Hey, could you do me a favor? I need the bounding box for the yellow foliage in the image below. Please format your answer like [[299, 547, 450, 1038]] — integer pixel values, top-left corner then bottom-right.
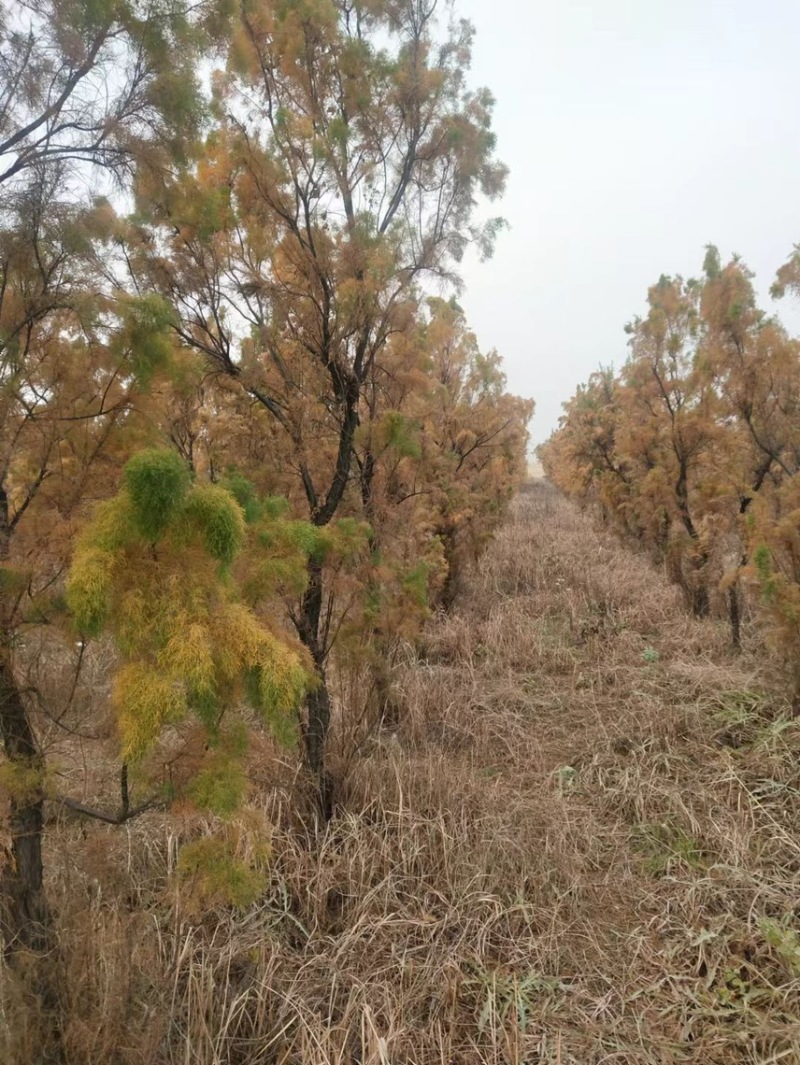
[[158, 620, 217, 697], [113, 663, 188, 760], [68, 450, 313, 770], [209, 600, 309, 735], [66, 545, 116, 636], [83, 494, 137, 553]]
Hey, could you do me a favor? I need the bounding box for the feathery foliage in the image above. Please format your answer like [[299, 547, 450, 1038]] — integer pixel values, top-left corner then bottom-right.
[[68, 448, 311, 763]]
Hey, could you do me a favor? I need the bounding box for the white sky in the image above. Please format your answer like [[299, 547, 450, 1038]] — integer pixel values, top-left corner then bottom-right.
[[455, 0, 800, 445]]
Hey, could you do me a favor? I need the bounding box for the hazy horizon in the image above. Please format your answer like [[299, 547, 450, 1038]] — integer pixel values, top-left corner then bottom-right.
[[454, 0, 800, 445]]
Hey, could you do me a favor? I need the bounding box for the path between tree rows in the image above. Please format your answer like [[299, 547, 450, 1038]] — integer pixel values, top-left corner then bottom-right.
[[357, 478, 800, 1063]]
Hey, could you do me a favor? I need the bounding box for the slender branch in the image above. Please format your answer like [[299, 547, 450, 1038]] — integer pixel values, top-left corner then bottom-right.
[[53, 793, 160, 826]]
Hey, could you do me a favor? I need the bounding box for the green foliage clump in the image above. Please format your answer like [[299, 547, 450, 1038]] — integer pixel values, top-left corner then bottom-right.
[[220, 472, 264, 523], [187, 751, 249, 818], [124, 448, 191, 541], [182, 482, 245, 564], [234, 483, 371, 604], [261, 495, 291, 520], [374, 411, 422, 459], [67, 448, 312, 766], [322, 517, 372, 561], [116, 293, 178, 385], [177, 836, 267, 913]]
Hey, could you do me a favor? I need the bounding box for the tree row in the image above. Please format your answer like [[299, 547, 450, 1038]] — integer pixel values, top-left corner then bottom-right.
[[0, 0, 530, 1012], [540, 245, 800, 695]]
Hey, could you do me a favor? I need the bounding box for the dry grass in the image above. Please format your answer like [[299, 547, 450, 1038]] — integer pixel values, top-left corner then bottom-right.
[[4, 481, 800, 1063]]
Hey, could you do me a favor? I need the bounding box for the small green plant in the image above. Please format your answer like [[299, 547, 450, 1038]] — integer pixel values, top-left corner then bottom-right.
[[759, 916, 800, 978], [553, 764, 577, 797], [633, 822, 706, 876], [712, 967, 770, 1010], [713, 689, 766, 725], [642, 646, 659, 663], [465, 964, 568, 1038]]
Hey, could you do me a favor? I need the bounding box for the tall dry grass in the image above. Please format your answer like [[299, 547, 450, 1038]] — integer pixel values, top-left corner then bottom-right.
[[3, 481, 800, 1063]]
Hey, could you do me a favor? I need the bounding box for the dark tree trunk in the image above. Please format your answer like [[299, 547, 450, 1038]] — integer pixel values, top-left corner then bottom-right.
[[0, 482, 49, 956], [674, 461, 710, 618], [0, 652, 63, 1062], [288, 371, 362, 814], [0, 655, 48, 955], [304, 683, 333, 819], [690, 584, 709, 618], [438, 524, 461, 613], [0, 492, 62, 1061], [296, 557, 333, 816], [727, 579, 742, 651]]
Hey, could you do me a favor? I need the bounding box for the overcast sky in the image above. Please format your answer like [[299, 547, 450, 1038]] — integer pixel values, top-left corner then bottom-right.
[[454, 0, 800, 445]]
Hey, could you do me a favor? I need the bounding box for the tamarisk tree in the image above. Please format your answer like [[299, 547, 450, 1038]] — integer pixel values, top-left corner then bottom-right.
[[130, 0, 508, 797], [415, 297, 532, 609], [0, 0, 212, 959], [743, 248, 800, 699]]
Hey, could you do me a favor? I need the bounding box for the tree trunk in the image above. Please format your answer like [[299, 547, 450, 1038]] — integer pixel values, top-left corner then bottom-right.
[[0, 654, 49, 956], [0, 490, 62, 1061], [296, 557, 333, 816], [439, 524, 461, 612], [692, 544, 710, 618], [0, 652, 63, 1062], [0, 481, 49, 956], [689, 578, 710, 619], [727, 579, 742, 651]]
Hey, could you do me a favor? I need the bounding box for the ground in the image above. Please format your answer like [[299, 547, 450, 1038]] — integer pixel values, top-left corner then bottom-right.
[[5, 481, 800, 1064]]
